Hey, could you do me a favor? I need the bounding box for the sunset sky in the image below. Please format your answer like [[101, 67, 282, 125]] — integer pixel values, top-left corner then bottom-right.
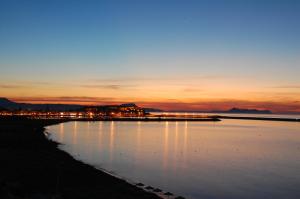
[[0, 0, 299, 113]]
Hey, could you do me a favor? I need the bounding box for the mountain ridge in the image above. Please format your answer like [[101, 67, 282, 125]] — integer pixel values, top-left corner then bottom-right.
[[0, 97, 82, 111], [0, 98, 279, 114]]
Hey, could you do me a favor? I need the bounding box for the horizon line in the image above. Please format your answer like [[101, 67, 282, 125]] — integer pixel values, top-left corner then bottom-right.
[[2, 97, 300, 114]]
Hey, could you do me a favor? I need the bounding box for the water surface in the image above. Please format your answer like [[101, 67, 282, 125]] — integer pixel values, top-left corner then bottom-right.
[[48, 119, 300, 199]]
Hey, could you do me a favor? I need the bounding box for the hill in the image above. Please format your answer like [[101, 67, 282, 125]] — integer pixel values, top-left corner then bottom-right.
[[226, 108, 272, 114], [0, 98, 82, 111]]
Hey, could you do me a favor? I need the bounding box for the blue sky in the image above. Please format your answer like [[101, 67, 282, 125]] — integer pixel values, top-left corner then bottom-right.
[[0, 0, 299, 112]]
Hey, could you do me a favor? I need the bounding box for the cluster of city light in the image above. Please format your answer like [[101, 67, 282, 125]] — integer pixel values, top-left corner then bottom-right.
[[0, 104, 146, 119]]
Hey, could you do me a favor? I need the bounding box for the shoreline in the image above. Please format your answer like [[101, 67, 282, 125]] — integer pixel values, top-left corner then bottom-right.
[[48, 133, 175, 199], [20, 113, 300, 123], [2, 114, 299, 123], [0, 117, 162, 199], [22, 117, 221, 122], [1, 115, 297, 198], [216, 115, 300, 122]]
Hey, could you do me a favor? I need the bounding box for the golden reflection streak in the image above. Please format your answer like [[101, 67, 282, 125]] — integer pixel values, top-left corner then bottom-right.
[[99, 121, 103, 131], [87, 121, 90, 130], [109, 121, 115, 163], [134, 121, 142, 166], [86, 121, 93, 161], [71, 121, 78, 154], [183, 121, 188, 167], [137, 121, 141, 149], [163, 121, 169, 170], [59, 123, 64, 142], [72, 121, 77, 145], [174, 121, 179, 171], [98, 121, 103, 152]]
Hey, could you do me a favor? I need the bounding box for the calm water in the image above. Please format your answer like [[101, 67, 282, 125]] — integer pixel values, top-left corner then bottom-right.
[[47, 119, 300, 199], [151, 112, 300, 119]]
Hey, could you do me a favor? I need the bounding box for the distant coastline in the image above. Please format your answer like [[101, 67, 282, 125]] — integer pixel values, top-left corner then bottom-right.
[[158, 108, 272, 114], [2, 97, 300, 116]]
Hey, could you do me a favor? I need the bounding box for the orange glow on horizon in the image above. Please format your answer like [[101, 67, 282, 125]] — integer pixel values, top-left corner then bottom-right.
[[2, 76, 299, 113], [7, 96, 300, 113]]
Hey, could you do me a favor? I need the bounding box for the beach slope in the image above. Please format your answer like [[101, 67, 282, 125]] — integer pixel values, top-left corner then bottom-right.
[[0, 117, 161, 199]]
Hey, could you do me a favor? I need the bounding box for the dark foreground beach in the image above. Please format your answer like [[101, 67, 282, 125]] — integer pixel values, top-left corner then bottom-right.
[[0, 117, 161, 199]]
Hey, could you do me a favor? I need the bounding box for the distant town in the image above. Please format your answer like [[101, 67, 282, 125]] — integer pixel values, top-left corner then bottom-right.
[[0, 102, 146, 119], [1, 98, 300, 123], [0, 97, 274, 119]]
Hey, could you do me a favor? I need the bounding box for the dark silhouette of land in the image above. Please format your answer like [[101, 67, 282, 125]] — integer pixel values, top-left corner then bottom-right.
[[0, 117, 161, 199], [0, 98, 272, 114], [104, 117, 220, 122], [170, 108, 272, 114], [0, 98, 165, 113], [0, 97, 82, 111], [225, 108, 272, 114], [216, 115, 299, 122]]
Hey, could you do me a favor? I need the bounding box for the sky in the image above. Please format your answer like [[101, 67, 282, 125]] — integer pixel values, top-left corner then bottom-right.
[[0, 0, 299, 113]]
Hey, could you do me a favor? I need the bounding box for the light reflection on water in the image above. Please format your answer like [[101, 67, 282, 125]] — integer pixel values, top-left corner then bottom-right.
[[48, 120, 300, 199]]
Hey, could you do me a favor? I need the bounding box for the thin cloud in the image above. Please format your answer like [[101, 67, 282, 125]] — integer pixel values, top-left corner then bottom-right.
[[17, 81, 52, 85], [272, 85, 300, 89], [183, 88, 204, 93], [89, 77, 163, 83], [12, 96, 118, 104], [89, 75, 230, 83], [0, 84, 27, 89], [81, 85, 122, 90], [80, 84, 137, 90]]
